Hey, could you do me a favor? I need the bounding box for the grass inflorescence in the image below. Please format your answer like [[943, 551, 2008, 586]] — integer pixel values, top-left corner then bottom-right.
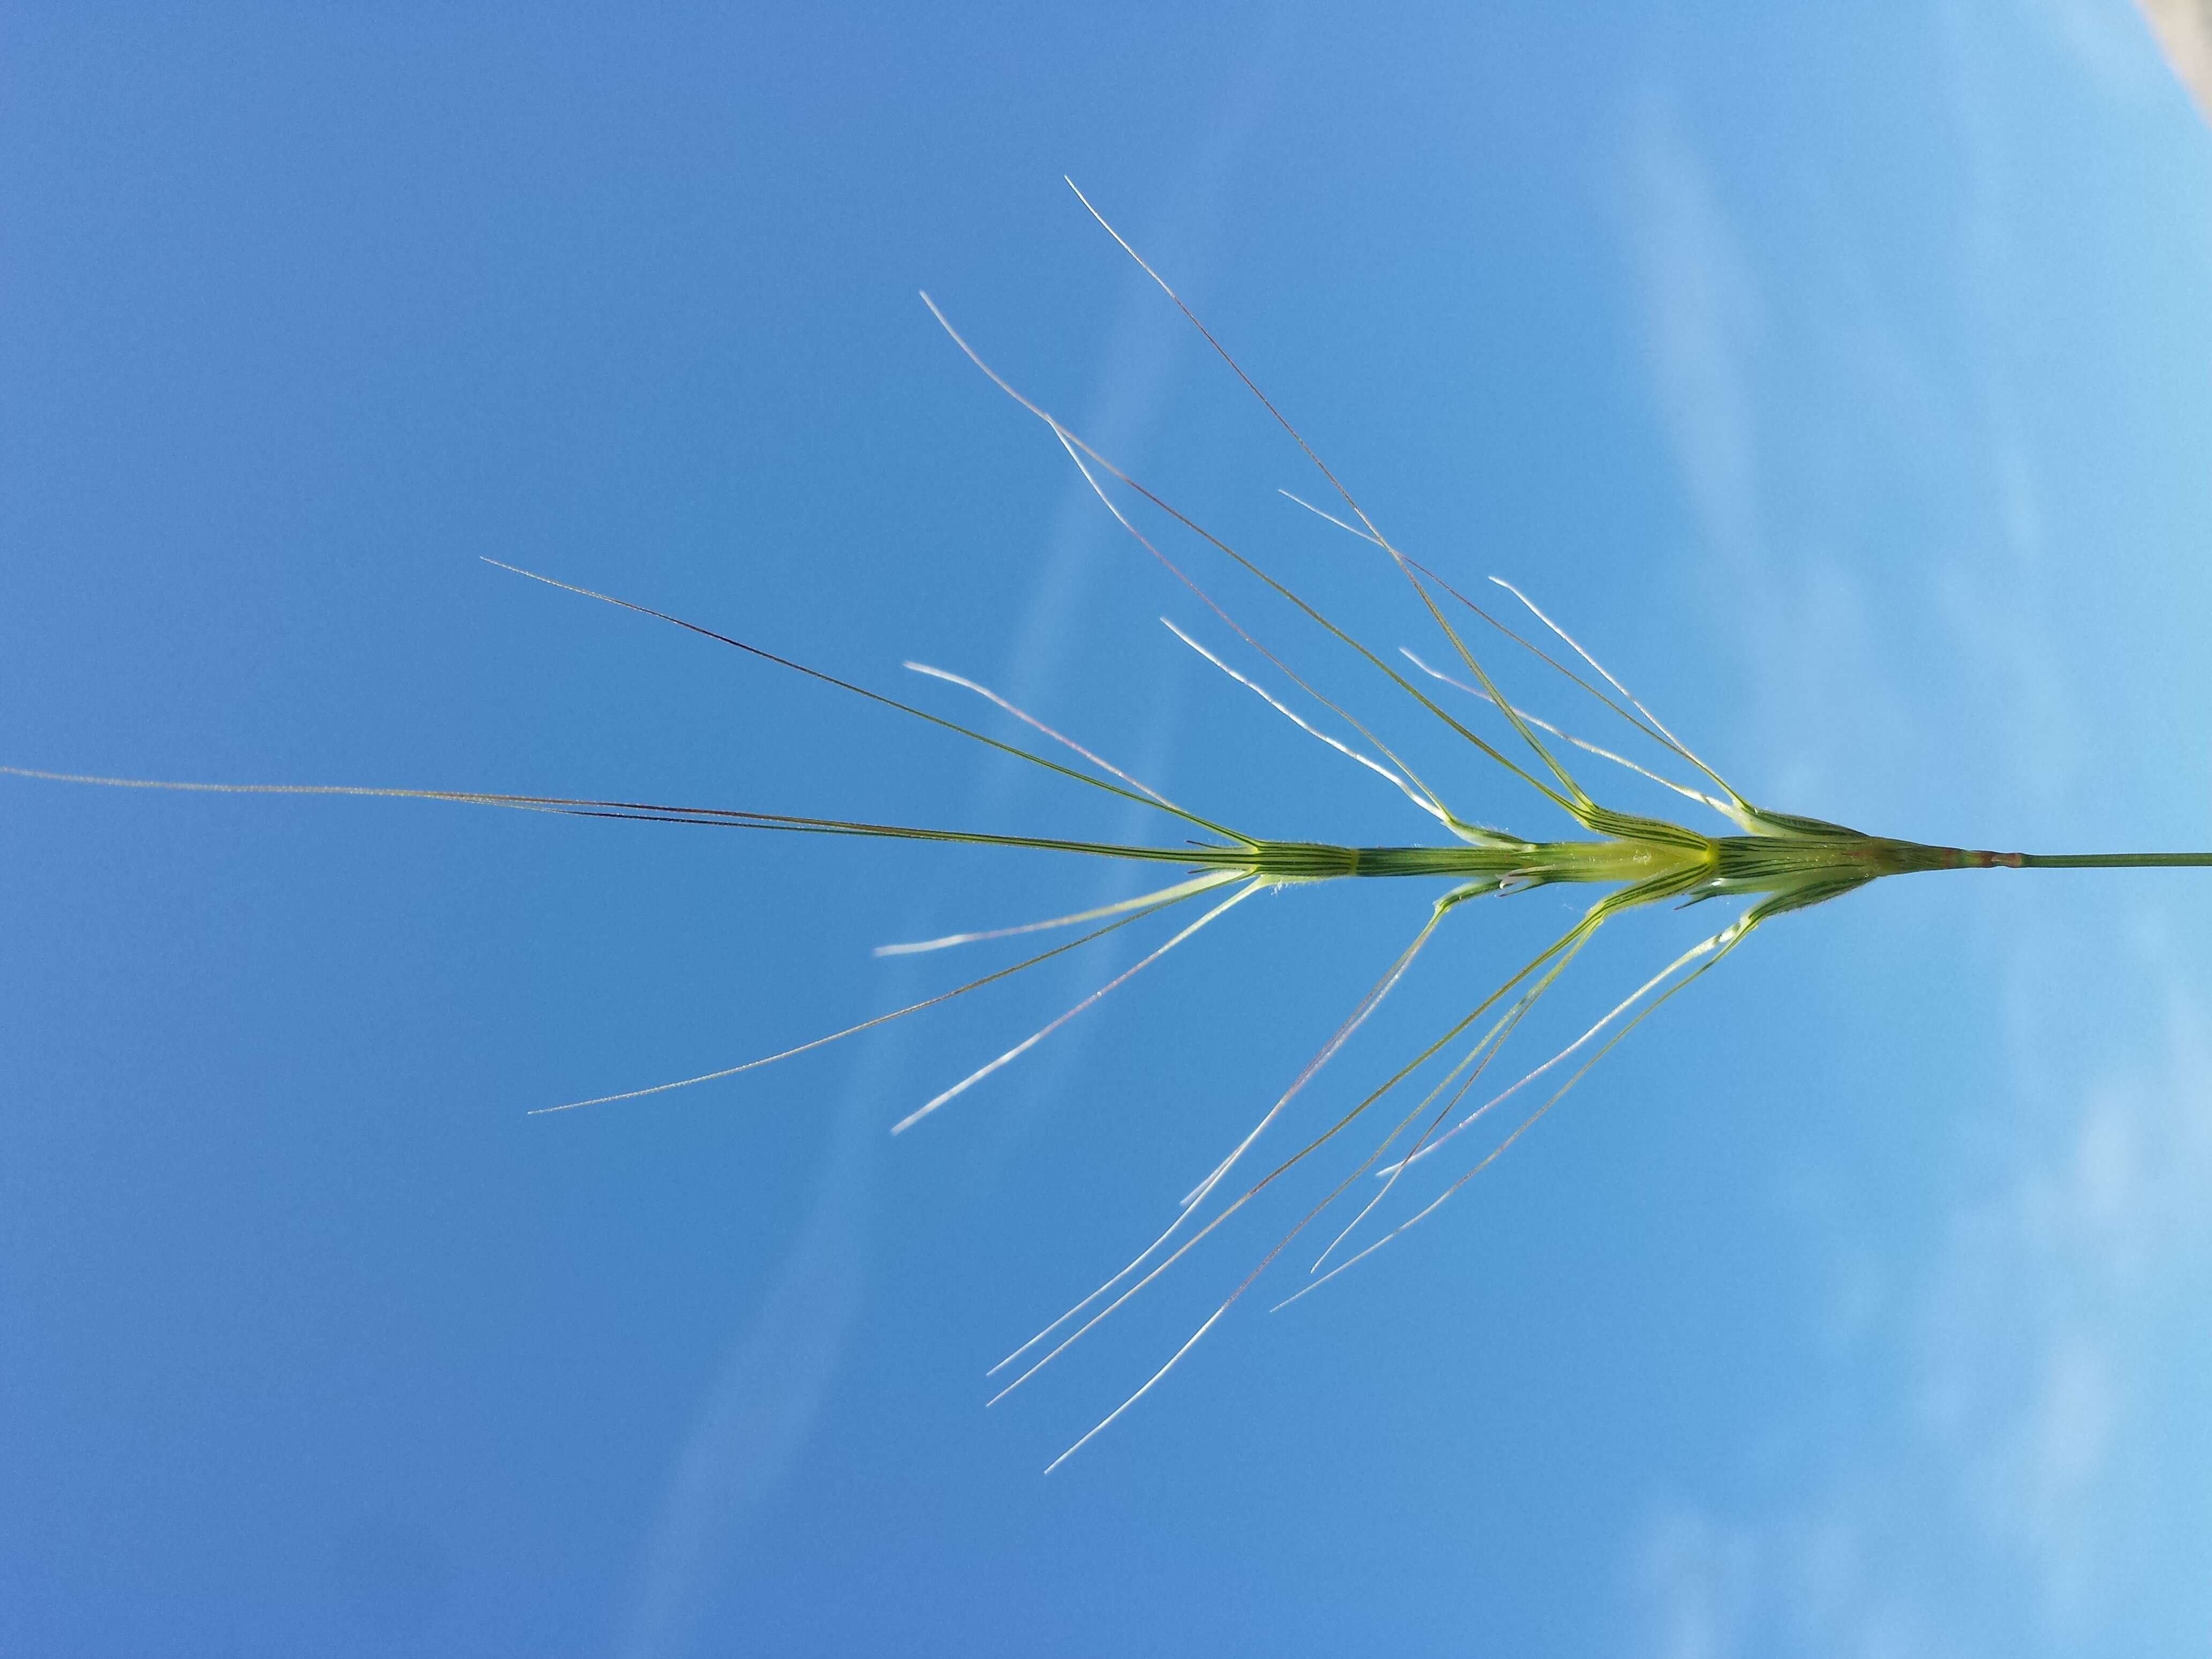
[[11, 182, 2210, 1468]]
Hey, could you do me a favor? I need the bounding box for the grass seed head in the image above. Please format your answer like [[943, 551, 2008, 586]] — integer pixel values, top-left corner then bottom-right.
[[9, 182, 2210, 1471]]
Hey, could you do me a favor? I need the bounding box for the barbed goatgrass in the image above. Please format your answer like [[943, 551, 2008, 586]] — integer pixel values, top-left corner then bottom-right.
[[12, 183, 2208, 1470]]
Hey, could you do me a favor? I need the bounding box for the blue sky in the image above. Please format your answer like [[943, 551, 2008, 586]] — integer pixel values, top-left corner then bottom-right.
[[6, 4, 2212, 1655]]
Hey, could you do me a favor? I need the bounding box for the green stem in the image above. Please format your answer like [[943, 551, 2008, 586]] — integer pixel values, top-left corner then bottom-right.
[[2013, 851, 2212, 869]]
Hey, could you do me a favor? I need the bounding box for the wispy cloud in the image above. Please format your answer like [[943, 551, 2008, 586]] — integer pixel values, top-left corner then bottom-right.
[[1623, 95, 1763, 576], [1617, 94, 1914, 814], [614, 1042, 880, 1659], [1636, 1508, 1756, 1659], [1625, 970, 2212, 1655], [1922, 975, 2212, 1624]]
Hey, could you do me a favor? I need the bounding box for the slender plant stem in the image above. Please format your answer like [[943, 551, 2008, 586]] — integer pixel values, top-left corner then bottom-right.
[[2015, 851, 2212, 868]]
